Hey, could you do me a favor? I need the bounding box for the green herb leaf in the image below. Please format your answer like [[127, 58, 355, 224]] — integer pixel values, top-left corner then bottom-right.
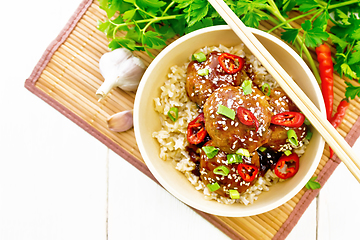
[[297, 0, 320, 13], [301, 20, 312, 32], [282, 0, 297, 13], [341, 63, 358, 79], [304, 27, 329, 48], [313, 12, 329, 31], [345, 82, 360, 100], [143, 31, 167, 49], [97, 20, 113, 36], [348, 41, 360, 65], [137, 0, 166, 8], [109, 38, 138, 51], [235, 0, 268, 28], [281, 28, 300, 44], [351, 29, 360, 41], [189, 1, 210, 27], [305, 176, 321, 190], [185, 18, 213, 34], [329, 34, 348, 51], [335, 9, 351, 26], [242, 12, 266, 28], [177, 0, 210, 27], [123, 8, 137, 21]]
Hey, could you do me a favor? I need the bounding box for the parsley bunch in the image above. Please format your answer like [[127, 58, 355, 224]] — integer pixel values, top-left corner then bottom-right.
[[97, 0, 360, 97]]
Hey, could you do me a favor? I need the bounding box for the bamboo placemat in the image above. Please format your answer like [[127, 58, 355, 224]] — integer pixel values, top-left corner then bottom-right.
[[25, 0, 360, 239]]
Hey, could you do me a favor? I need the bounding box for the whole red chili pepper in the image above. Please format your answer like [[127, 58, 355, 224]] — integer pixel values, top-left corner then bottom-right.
[[271, 112, 305, 128], [187, 113, 207, 145], [315, 44, 334, 120], [237, 107, 259, 130], [218, 52, 245, 74], [329, 99, 350, 158], [237, 163, 259, 182], [274, 153, 299, 179]]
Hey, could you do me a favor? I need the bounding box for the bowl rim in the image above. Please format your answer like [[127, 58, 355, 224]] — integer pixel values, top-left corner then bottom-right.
[[134, 25, 325, 217]]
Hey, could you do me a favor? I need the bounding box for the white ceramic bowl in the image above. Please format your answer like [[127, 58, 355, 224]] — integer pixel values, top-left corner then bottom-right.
[[134, 25, 325, 217]]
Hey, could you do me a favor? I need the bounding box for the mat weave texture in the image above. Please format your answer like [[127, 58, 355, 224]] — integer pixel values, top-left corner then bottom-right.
[[25, 1, 360, 239]]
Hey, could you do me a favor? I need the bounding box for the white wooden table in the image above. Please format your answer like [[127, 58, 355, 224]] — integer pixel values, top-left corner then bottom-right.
[[1, 1, 360, 239]]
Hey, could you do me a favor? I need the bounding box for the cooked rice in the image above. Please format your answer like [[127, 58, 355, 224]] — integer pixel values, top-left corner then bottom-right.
[[153, 45, 308, 205]]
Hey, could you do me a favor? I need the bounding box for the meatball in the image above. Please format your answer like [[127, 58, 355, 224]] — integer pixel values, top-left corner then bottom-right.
[[186, 51, 242, 106], [199, 141, 260, 197], [268, 87, 299, 115], [265, 124, 308, 151], [203, 85, 273, 153]]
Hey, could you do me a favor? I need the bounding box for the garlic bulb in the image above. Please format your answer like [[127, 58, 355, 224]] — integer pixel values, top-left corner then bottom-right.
[[96, 48, 146, 101], [107, 110, 133, 132]]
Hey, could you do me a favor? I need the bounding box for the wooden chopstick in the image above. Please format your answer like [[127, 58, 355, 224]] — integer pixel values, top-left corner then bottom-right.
[[208, 0, 360, 182]]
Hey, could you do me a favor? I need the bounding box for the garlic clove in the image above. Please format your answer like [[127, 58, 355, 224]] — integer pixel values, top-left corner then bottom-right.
[[116, 57, 146, 91], [96, 48, 146, 100], [107, 110, 133, 132], [99, 48, 133, 77]]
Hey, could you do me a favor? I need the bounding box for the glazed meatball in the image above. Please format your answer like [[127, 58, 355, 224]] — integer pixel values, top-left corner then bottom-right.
[[268, 87, 299, 115], [199, 141, 260, 197], [265, 124, 307, 151], [186, 51, 242, 106], [203, 85, 273, 153]]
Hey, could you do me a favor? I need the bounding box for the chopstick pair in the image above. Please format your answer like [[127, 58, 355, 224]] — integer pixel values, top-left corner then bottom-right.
[[208, 0, 360, 183]]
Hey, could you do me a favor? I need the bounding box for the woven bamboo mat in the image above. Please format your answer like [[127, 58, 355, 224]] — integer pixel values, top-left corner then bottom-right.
[[25, 0, 360, 239]]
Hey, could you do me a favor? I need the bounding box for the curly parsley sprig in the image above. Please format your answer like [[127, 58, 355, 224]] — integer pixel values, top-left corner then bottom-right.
[[97, 0, 360, 98]]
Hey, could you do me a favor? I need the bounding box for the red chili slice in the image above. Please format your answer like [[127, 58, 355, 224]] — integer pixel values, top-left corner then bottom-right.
[[271, 112, 305, 128], [237, 107, 259, 130], [237, 164, 259, 182], [187, 113, 207, 145], [218, 52, 245, 74], [274, 153, 299, 179]]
